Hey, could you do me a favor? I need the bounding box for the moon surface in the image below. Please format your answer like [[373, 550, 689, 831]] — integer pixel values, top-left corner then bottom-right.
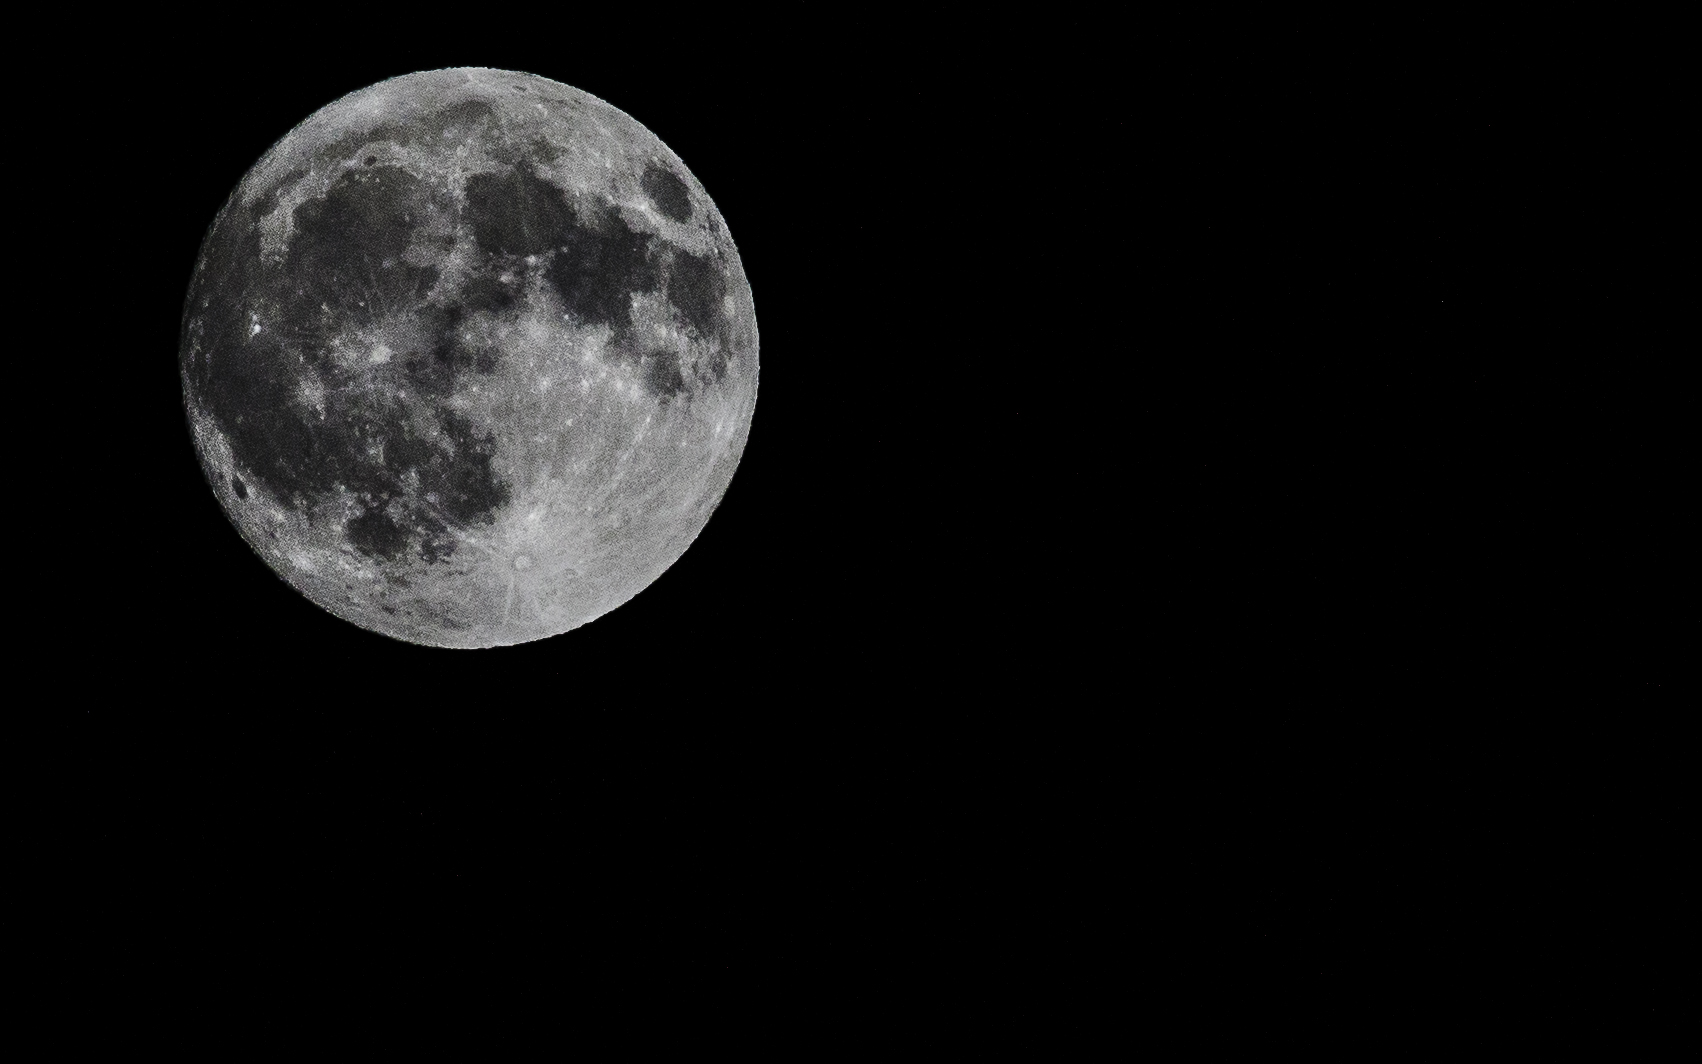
[[181, 69, 758, 648]]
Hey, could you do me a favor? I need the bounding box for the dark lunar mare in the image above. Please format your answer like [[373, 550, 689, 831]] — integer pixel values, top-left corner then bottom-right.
[[464, 164, 576, 258], [641, 350, 688, 402], [544, 197, 660, 332], [184, 162, 512, 566], [640, 164, 692, 222], [286, 165, 439, 316], [460, 161, 728, 400], [669, 249, 733, 382], [461, 161, 714, 398]]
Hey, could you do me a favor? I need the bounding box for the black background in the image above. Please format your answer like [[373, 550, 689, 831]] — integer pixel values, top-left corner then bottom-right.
[[28, 13, 1681, 1052]]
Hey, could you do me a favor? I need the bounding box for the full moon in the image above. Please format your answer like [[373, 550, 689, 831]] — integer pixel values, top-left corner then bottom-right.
[[181, 69, 758, 648]]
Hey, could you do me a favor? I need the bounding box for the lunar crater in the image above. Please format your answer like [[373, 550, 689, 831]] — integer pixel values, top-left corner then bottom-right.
[[183, 69, 757, 647]]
